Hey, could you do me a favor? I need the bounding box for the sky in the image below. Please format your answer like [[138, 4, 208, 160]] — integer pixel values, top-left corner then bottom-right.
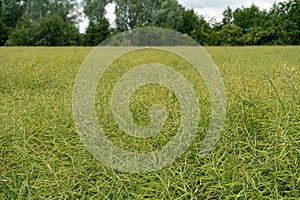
[[79, 0, 285, 33]]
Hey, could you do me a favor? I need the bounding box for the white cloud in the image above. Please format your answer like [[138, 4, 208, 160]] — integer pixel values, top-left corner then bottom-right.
[[178, 0, 286, 22], [178, 0, 283, 9], [105, 3, 116, 27], [194, 7, 225, 22]]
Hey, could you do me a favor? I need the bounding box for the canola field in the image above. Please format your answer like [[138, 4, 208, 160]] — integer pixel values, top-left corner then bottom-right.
[[0, 46, 299, 199]]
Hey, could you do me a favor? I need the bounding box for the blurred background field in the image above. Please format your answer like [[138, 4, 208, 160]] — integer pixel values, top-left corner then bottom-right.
[[0, 46, 299, 199]]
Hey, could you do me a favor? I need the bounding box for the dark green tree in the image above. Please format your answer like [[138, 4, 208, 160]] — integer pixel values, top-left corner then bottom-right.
[[222, 6, 233, 25], [33, 14, 65, 46], [233, 4, 261, 34], [64, 20, 81, 45], [269, 0, 300, 45], [23, 0, 78, 23], [0, 19, 8, 45], [84, 18, 110, 46], [246, 25, 288, 45], [33, 14, 80, 46], [0, 0, 26, 29], [190, 16, 211, 45], [215, 24, 243, 46], [179, 9, 199, 34], [114, 0, 159, 31], [8, 18, 34, 45], [152, 0, 184, 31], [22, 0, 50, 23], [114, 0, 184, 31], [83, 0, 111, 23], [50, 0, 78, 21]]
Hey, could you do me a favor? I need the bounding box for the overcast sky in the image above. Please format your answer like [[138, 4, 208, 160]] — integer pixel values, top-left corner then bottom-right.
[[178, 0, 285, 22], [80, 0, 285, 33]]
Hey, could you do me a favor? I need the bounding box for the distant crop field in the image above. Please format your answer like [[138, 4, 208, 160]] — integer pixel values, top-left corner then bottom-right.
[[0, 46, 299, 199]]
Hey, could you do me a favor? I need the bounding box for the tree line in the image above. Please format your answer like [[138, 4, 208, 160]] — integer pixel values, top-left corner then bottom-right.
[[0, 0, 299, 46]]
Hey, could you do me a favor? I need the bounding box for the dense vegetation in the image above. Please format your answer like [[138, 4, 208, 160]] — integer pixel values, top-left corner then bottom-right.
[[0, 0, 299, 46], [1, 46, 299, 198]]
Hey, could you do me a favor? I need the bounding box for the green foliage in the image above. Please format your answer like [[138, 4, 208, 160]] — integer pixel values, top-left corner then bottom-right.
[[9, 19, 34, 46], [233, 4, 261, 34], [112, 0, 300, 46], [115, 0, 161, 31], [83, 0, 111, 23], [33, 14, 65, 46], [244, 25, 289, 45], [8, 13, 81, 46], [0, 0, 81, 46], [215, 24, 243, 46], [0, 0, 299, 46], [0, 19, 8, 45], [152, 0, 185, 31], [33, 14, 80, 46], [269, 0, 300, 45], [23, 0, 51, 22], [115, 0, 185, 32], [0, 0, 26, 29], [84, 19, 110, 46], [189, 16, 211, 45], [218, 0, 300, 46], [222, 6, 233, 25], [23, 0, 77, 23], [179, 9, 199, 34], [50, 0, 78, 21], [190, 27, 208, 45]]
